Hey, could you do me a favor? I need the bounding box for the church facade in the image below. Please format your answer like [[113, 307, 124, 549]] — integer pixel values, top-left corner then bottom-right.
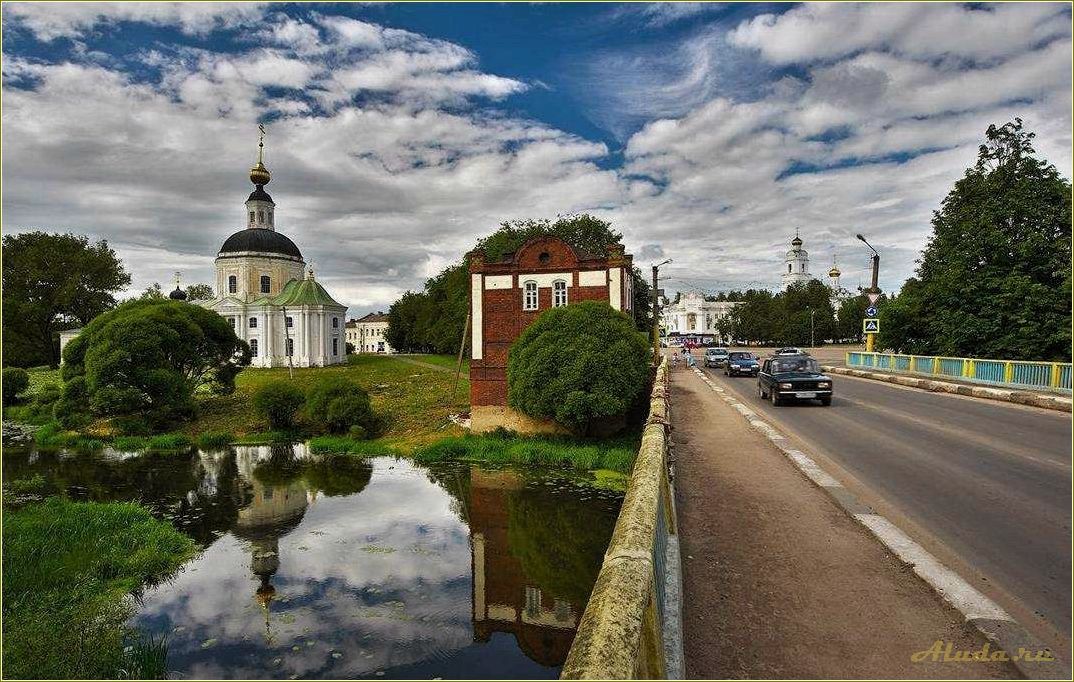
[[195, 132, 347, 368]]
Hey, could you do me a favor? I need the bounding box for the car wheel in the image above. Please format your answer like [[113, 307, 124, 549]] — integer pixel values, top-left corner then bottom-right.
[[770, 390, 781, 406], [758, 384, 767, 400], [820, 397, 832, 406]]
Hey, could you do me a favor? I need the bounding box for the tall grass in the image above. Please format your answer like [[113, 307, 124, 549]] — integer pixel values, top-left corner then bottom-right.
[[145, 433, 193, 451], [196, 431, 234, 450], [112, 436, 149, 452], [412, 434, 637, 473], [2, 497, 196, 679], [33, 422, 104, 451]]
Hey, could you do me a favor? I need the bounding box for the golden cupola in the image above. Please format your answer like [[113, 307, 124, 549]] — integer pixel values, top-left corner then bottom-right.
[[249, 124, 271, 186]]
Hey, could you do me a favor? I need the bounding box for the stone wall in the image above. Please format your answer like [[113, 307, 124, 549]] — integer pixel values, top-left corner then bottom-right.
[[560, 358, 683, 679]]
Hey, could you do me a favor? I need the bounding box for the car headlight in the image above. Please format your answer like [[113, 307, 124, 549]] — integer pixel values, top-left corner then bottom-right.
[[817, 382, 831, 388], [730, 364, 740, 369], [780, 383, 793, 389]]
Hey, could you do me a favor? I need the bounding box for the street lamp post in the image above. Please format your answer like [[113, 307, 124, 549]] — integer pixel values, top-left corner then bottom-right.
[[652, 259, 672, 365], [810, 308, 816, 350], [856, 233, 881, 353]]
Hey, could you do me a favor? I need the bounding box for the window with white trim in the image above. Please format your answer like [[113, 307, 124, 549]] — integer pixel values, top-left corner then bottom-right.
[[286, 338, 294, 356], [249, 317, 257, 328], [552, 280, 568, 307], [523, 280, 538, 311], [250, 338, 258, 356], [228, 275, 237, 294]]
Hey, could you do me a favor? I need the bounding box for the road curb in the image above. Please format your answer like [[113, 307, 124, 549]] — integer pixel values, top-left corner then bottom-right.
[[689, 366, 1071, 679], [821, 365, 1073, 413]]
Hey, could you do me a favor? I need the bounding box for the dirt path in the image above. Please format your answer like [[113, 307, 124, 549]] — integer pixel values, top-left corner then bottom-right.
[[670, 364, 1020, 679]]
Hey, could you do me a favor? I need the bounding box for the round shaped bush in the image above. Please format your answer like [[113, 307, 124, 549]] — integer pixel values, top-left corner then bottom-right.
[[507, 300, 650, 433], [3, 368, 30, 406], [251, 380, 306, 430], [305, 377, 374, 434]]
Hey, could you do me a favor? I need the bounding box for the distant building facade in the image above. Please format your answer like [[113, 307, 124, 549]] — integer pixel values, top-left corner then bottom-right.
[[468, 237, 633, 432], [346, 313, 394, 353], [660, 292, 739, 345], [782, 230, 811, 288]]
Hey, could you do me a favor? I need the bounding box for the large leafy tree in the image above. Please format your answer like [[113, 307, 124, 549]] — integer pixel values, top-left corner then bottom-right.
[[2, 232, 130, 367], [57, 299, 251, 427], [880, 119, 1071, 360], [386, 214, 652, 354], [507, 301, 650, 434]]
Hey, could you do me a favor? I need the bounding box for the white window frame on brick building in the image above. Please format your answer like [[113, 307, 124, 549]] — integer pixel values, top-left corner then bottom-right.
[[552, 279, 568, 307], [523, 280, 538, 311]]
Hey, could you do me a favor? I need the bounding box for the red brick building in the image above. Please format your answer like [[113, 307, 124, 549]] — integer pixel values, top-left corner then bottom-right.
[[468, 236, 634, 432]]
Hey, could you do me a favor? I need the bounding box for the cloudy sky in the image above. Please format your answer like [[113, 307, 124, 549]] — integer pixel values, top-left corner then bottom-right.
[[2, 2, 1071, 315]]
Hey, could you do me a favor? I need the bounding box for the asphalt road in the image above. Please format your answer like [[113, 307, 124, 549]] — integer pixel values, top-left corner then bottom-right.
[[698, 361, 1073, 658]]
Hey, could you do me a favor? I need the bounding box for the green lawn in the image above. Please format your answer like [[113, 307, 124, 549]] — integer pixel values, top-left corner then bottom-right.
[[185, 354, 470, 450], [2, 497, 196, 679]]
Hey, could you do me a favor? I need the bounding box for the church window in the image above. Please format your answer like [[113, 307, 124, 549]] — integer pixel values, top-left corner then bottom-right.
[[553, 280, 568, 307], [332, 338, 339, 356], [258, 210, 264, 223], [249, 211, 255, 224], [286, 316, 293, 328], [250, 338, 258, 356], [787, 264, 792, 274], [249, 317, 257, 328], [228, 275, 237, 294], [267, 210, 273, 226], [286, 338, 294, 356], [230, 317, 236, 329], [523, 281, 538, 310], [260, 275, 270, 293], [332, 317, 339, 328]]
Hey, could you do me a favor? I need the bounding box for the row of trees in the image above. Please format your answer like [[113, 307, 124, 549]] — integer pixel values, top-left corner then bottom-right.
[[385, 215, 653, 354], [716, 280, 860, 347], [877, 119, 1071, 361]]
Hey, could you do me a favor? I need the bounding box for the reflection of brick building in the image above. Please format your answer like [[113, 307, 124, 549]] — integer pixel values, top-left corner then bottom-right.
[[469, 468, 578, 668], [468, 237, 634, 432]]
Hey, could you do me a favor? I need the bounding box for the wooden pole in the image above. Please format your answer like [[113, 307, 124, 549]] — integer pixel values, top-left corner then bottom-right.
[[451, 308, 471, 406]]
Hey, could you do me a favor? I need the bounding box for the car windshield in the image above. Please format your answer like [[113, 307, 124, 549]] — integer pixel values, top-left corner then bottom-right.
[[772, 357, 819, 373], [729, 352, 752, 360], [707, 349, 727, 355]]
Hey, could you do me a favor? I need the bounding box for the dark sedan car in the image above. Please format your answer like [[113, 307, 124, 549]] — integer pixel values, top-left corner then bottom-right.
[[757, 354, 833, 406], [725, 351, 759, 377]]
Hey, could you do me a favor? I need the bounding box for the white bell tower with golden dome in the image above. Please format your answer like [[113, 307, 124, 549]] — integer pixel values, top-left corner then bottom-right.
[[781, 229, 812, 288]]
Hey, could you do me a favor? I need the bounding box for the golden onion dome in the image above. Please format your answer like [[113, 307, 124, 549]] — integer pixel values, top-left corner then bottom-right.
[[250, 161, 271, 186], [828, 266, 841, 278]]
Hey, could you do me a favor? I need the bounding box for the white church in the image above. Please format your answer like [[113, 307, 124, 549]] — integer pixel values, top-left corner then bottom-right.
[[194, 131, 347, 368]]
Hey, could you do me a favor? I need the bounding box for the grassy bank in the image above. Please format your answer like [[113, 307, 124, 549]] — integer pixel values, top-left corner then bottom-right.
[[412, 432, 638, 473], [184, 354, 468, 450], [2, 497, 197, 679]]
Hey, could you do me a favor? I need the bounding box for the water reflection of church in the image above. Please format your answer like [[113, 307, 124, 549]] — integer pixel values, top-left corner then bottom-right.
[[468, 468, 579, 667]]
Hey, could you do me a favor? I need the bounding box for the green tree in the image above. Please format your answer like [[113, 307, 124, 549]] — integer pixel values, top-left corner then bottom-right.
[[836, 294, 869, 343], [252, 380, 305, 430], [140, 283, 165, 299], [57, 299, 250, 427], [882, 119, 1071, 359], [507, 301, 650, 434], [185, 283, 215, 300], [2, 232, 130, 367], [781, 280, 836, 347], [305, 377, 375, 435]]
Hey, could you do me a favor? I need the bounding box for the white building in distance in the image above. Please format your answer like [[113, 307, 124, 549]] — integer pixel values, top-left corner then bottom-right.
[[782, 229, 811, 288], [346, 313, 394, 354], [195, 130, 347, 368], [661, 292, 739, 345]]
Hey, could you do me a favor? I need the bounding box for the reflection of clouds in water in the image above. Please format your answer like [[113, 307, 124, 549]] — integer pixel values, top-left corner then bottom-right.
[[133, 457, 474, 679]]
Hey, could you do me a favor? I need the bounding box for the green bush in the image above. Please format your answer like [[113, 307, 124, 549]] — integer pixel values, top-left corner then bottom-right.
[[112, 414, 151, 436], [251, 381, 306, 430], [3, 367, 29, 405], [507, 300, 650, 433], [57, 298, 251, 429], [53, 376, 91, 429], [306, 377, 375, 435], [196, 431, 234, 450]]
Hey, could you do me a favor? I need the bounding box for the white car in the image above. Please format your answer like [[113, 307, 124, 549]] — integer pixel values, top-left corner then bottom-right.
[[776, 347, 805, 356]]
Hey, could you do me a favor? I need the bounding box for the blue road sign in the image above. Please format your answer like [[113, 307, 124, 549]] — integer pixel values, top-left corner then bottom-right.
[[863, 318, 880, 334], [865, 306, 878, 317]]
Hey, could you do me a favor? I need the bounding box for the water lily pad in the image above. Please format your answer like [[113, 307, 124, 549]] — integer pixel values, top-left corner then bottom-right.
[[200, 638, 218, 649], [279, 614, 297, 625]]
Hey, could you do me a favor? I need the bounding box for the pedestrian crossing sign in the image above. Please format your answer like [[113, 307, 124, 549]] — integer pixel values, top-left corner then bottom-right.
[[863, 318, 880, 334]]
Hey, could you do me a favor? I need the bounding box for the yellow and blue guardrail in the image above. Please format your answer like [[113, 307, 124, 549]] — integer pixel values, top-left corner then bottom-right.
[[846, 352, 1072, 393]]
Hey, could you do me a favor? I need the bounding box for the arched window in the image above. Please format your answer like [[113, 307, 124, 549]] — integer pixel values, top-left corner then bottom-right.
[[228, 275, 237, 294], [260, 275, 270, 293], [286, 316, 293, 328], [332, 338, 339, 356], [267, 210, 273, 226], [249, 211, 255, 224], [286, 338, 294, 357], [787, 264, 792, 273], [332, 317, 339, 328], [552, 280, 568, 307], [257, 210, 264, 223], [523, 281, 538, 311], [249, 317, 257, 328], [250, 338, 258, 356]]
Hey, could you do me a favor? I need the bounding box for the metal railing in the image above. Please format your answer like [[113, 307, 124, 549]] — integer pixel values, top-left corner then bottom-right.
[[846, 352, 1072, 393]]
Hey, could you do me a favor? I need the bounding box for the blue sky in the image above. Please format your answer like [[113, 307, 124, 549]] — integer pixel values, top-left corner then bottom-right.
[[2, 2, 1071, 315]]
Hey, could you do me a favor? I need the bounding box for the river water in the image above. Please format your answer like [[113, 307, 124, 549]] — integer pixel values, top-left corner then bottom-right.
[[2, 442, 623, 679]]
